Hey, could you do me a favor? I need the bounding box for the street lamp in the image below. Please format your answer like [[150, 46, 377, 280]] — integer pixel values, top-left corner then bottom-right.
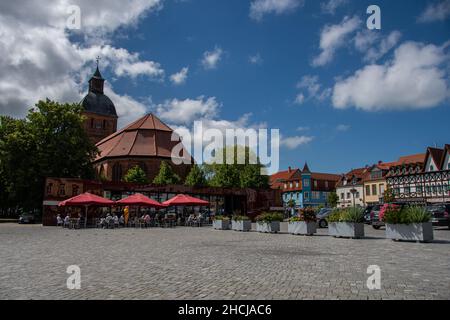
[[350, 177, 357, 208]]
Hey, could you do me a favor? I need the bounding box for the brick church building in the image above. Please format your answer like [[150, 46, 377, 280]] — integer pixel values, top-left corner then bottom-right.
[[81, 66, 192, 182]]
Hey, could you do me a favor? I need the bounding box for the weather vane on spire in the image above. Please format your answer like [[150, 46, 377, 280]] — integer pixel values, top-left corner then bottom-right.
[[96, 56, 101, 68]]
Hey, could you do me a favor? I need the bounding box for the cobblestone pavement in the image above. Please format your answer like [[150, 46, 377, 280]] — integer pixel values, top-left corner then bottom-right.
[[0, 223, 449, 300]]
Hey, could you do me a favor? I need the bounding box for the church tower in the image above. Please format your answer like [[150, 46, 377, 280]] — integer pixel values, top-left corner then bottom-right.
[[81, 61, 118, 144]]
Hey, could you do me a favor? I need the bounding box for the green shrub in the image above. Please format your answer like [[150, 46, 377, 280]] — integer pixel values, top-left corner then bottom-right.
[[327, 209, 344, 223], [404, 206, 431, 223], [256, 212, 284, 224], [384, 205, 431, 224], [232, 215, 251, 221], [289, 207, 316, 223], [341, 207, 364, 223], [214, 215, 229, 221]]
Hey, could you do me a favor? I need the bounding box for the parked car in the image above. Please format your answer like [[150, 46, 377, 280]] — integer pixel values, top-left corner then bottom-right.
[[316, 208, 333, 228], [363, 205, 374, 224], [426, 203, 450, 229], [18, 213, 36, 224]]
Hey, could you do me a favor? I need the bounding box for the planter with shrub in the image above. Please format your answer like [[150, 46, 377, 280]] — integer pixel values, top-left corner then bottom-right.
[[256, 212, 283, 233], [231, 215, 252, 232], [288, 208, 317, 235], [328, 208, 365, 239], [382, 205, 433, 242], [212, 216, 230, 230]]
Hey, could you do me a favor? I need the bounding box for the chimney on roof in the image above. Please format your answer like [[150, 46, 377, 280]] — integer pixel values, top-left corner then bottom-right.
[[378, 161, 382, 165], [288, 166, 291, 173]]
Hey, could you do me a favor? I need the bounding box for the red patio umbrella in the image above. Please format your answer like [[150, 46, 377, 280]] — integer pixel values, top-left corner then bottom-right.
[[59, 192, 115, 228], [162, 194, 209, 206], [115, 193, 166, 208]]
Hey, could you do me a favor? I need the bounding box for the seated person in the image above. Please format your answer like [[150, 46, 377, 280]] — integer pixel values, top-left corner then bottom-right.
[[56, 214, 63, 226], [64, 215, 70, 227], [144, 214, 151, 224], [119, 215, 125, 226]]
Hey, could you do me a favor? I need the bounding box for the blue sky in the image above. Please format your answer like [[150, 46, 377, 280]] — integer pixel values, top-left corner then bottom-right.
[[1, 0, 449, 174]]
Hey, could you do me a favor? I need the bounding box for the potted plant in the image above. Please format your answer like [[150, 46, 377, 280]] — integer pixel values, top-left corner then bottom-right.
[[212, 215, 230, 230], [231, 215, 252, 232], [382, 205, 433, 242], [288, 208, 317, 235], [328, 207, 365, 239], [256, 212, 283, 233]]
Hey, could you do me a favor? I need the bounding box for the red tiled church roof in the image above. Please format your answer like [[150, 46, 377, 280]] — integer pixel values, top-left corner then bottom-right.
[[94, 113, 192, 163]]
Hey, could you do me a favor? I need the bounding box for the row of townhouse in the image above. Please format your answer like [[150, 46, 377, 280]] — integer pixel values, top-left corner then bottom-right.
[[336, 145, 450, 208], [269, 163, 340, 209]]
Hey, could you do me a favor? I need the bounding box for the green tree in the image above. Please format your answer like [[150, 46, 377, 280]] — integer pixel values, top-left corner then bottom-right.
[[123, 165, 149, 184], [327, 192, 339, 208], [153, 161, 181, 185], [383, 186, 396, 204], [206, 145, 269, 189], [184, 164, 206, 187], [0, 99, 97, 212]]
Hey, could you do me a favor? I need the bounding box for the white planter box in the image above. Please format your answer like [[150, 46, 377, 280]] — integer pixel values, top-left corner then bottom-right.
[[386, 223, 433, 242], [256, 221, 280, 233], [213, 220, 230, 230], [232, 220, 252, 232], [288, 221, 316, 235], [328, 222, 364, 238]]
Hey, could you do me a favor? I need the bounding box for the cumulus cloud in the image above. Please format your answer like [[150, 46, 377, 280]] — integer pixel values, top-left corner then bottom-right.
[[336, 124, 350, 131], [249, 0, 304, 21], [249, 53, 263, 65], [0, 1, 163, 120], [332, 41, 450, 111], [354, 30, 402, 62], [201, 47, 223, 70], [155, 96, 220, 125], [170, 67, 189, 85], [280, 135, 313, 149], [295, 75, 331, 104], [321, 0, 348, 15], [312, 16, 361, 67], [418, 0, 450, 23]]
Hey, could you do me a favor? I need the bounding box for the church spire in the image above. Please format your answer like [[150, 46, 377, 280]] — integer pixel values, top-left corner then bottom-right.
[[89, 57, 105, 93]]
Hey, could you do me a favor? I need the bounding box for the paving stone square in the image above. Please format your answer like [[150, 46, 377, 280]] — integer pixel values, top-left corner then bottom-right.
[[0, 223, 449, 300]]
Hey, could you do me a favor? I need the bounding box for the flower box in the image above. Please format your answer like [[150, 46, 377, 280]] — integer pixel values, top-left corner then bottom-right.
[[213, 220, 230, 230], [328, 222, 364, 239], [385, 223, 433, 242], [232, 220, 252, 232], [288, 221, 316, 235], [256, 221, 280, 233]]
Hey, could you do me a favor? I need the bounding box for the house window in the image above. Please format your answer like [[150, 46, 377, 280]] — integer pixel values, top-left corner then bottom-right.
[[341, 193, 344, 200], [314, 181, 318, 188], [295, 181, 299, 188], [46, 183, 53, 195], [380, 184, 385, 195], [112, 163, 123, 182], [304, 192, 309, 200], [356, 192, 360, 198], [284, 183, 287, 189], [103, 120, 107, 129], [303, 179, 310, 187], [372, 184, 377, 196], [289, 182, 293, 189], [325, 181, 329, 188], [58, 184, 65, 196], [416, 186, 423, 194], [366, 185, 371, 196], [347, 192, 351, 199], [430, 165, 434, 171], [404, 187, 410, 195]]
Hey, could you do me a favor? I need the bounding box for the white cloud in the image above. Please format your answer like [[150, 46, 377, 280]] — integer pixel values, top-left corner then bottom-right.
[[249, 53, 263, 65], [155, 96, 220, 125], [336, 124, 350, 131], [104, 85, 147, 128], [295, 75, 331, 103], [201, 47, 223, 70], [332, 41, 450, 111], [0, 1, 162, 120], [280, 135, 313, 149], [354, 30, 402, 62], [296, 126, 310, 131], [249, 0, 304, 21], [312, 16, 361, 67], [418, 0, 450, 23], [170, 67, 189, 85], [321, 0, 348, 15]]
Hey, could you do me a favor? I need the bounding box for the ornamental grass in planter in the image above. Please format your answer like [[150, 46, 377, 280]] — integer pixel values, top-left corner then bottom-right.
[[382, 205, 433, 242], [212, 215, 230, 230], [288, 208, 317, 235], [328, 207, 365, 239], [256, 212, 283, 233], [231, 215, 252, 232]]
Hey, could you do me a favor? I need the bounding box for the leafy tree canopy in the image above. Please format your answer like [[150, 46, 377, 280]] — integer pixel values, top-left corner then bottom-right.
[[153, 160, 181, 185], [123, 165, 149, 184]]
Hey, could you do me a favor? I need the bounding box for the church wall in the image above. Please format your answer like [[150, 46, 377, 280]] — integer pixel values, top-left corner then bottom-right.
[[82, 111, 118, 144]]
